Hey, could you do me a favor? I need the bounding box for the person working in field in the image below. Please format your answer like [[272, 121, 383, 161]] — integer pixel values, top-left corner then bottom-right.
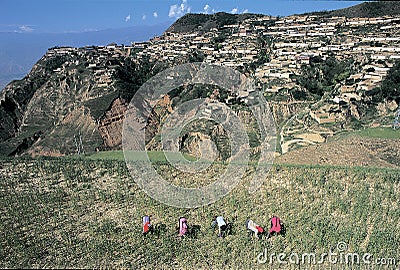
[[268, 216, 284, 238], [142, 215, 152, 235], [211, 216, 227, 237], [245, 219, 264, 239], [178, 217, 188, 237]]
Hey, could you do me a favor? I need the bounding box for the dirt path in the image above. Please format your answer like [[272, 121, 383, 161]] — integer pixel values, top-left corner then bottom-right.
[[281, 138, 316, 154]]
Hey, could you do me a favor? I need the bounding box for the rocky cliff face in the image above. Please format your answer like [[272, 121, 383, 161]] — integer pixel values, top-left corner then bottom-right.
[[0, 47, 127, 156], [0, 45, 205, 157], [0, 59, 50, 145], [98, 98, 128, 150]]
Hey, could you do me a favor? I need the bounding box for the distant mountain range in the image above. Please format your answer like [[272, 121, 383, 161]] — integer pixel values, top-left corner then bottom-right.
[[0, 23, 171, 90]]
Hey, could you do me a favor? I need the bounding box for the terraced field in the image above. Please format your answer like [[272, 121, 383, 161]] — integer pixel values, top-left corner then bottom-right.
[[277, 128, 400, 168]]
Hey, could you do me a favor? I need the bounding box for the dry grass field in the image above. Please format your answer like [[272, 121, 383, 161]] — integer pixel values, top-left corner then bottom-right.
[[1, 144, 399, 268]]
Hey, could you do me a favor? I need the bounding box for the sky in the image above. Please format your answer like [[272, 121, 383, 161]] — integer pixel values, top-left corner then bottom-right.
[[1, 0, 365, 33]]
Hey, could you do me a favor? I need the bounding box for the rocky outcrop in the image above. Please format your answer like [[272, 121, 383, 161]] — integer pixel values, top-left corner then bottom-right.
[[98, 98, 128, 150], [0, 47, 123, 156], [27, 106, 103, 156], [269, 101, 311, 125], [0, 59, 50, 144]]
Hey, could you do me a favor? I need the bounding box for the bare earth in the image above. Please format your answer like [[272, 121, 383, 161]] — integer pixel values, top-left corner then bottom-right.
[[276, 136, 400, 168]]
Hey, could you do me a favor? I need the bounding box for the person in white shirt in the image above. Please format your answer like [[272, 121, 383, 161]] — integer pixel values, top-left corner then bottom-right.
[[245, 219, 264, 239], [212, 216, 227, 237]]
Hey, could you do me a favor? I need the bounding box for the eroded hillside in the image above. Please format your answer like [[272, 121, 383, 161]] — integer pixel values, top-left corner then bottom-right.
[[1, 8, 399, 157]]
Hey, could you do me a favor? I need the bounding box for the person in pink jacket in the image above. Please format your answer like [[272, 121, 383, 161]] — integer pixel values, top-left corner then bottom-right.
[[178, 217, 188, 237], [268, 216, 284, 238]]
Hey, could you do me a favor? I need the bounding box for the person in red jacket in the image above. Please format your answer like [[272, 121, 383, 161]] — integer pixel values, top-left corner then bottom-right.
[[268, 216, 284, 238], [143, 215, 152, 235]]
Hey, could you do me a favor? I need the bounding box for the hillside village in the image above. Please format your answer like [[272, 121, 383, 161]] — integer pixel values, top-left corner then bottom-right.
[[47, 14, 400, 94], [46, 13, 400, 96], [42, 13, 400, 154], [2, 2, 400, 268]]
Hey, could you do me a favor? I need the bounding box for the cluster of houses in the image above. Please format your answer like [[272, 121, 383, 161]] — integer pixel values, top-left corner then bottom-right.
[[45, 13, 400, 122], [259, 15, 400, 92], [42, 13, 400, 154], [135, 14, 400, 104], [46, 44, 134, 89]]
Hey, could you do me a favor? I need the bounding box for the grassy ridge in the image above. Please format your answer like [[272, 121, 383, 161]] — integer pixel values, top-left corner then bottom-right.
[[0, 157, 399, 268], [86, 150, 199, 162], [356, 127, 400, 140]]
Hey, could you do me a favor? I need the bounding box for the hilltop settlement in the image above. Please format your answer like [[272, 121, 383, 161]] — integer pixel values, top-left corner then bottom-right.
[[0, 8, 399, 156]]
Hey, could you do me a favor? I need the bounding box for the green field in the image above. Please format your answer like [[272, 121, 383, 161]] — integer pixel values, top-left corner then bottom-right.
[[0, 157, 399, 269], [334, 127, 399, 140], [356, 127, 400, 139], [85, 150, 126, 160], [86, 150, 199, 162]]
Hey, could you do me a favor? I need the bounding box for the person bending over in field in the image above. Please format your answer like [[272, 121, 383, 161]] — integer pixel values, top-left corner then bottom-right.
[[267, 216, 284, 238], [178, 217, 188, 237], [142, 215, 152, 235], [245, 219, 264, 239], [211, 216, 228, 237]]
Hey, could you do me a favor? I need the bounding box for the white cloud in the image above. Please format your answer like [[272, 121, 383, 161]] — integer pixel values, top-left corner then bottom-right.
[[169, 0, 190, 18], [242, 9, 249, 14], [203, 4, 214, 14], [230, 8, 238, 14], [169, 5, 179, 17], [153, 12, 158, 18], [142, 14, 147, 20], [19, 25, 34, 32], [125, 14, 131, 22]]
